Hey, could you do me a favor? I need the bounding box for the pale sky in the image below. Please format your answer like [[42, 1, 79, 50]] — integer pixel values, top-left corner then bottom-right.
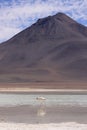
[[0, 0, 87, 43]]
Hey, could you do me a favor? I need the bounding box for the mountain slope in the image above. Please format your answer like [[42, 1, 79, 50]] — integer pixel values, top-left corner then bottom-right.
[[0, 12, 87, 86]]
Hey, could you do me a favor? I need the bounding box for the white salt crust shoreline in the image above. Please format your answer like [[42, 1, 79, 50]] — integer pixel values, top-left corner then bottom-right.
[[0, 88, 87, 92], [0, 122, 87, 130]]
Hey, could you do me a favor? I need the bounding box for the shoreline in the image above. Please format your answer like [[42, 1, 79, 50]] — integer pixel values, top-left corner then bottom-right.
[[0, 122, 87, 130], [0, 82, 87, 89], [0, 88, 87, 94]]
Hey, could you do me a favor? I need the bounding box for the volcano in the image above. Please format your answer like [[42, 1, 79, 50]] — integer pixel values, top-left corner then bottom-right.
[[0, 12, 87, 88]]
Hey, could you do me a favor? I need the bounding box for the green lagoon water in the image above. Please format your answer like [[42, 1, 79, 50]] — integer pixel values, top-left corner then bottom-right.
[[0, 93, 87, 107]]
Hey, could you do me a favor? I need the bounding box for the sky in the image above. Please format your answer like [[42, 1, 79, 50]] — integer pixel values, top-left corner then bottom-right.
[[0, 0, 87, 43]]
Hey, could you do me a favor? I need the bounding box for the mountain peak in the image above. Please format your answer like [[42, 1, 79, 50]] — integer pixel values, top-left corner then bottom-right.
[[36, 12, 76, 26], [7, 12, 87, 44], [54, 12, 76, 24], [29, 12, 84, 40], [54, 12, 67, 17]]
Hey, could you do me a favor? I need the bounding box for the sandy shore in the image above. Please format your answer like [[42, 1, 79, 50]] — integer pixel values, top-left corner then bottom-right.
[[0, 88, 87, 96], [0, 82, 87, 94], [0, 85, 87, 93], [0, 122, 87, 130]]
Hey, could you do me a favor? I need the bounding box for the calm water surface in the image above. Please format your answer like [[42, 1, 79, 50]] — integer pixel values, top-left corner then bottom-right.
[[0, 93, 87, 107]]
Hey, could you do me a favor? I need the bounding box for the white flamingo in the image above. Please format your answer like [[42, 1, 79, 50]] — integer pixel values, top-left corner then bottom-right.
[[36, 96, 46, 101]]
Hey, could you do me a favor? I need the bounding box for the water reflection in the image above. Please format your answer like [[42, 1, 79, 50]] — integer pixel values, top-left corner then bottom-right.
[[36, 97, 46, 117]]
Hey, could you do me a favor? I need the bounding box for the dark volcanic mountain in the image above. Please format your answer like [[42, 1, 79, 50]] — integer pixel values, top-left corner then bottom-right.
[[0, 12, 87, 86]]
